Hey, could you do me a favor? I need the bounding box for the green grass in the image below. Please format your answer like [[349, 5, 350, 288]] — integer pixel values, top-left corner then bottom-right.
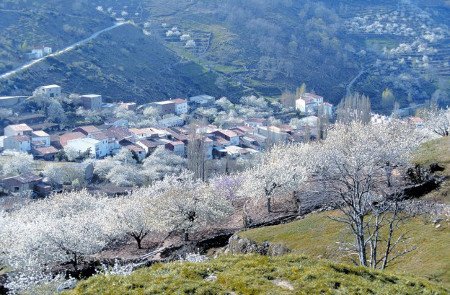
[[414, 136, 450, 204], [66, 254, 447, 295], [240, 211, 450, 288]]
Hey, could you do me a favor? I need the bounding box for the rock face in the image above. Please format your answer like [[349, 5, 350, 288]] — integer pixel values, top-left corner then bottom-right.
[[227, 234, 290, 256]]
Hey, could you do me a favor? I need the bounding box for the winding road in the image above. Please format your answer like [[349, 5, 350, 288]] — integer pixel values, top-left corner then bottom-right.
[[346, 69, 365, 97], [0, 21, 130, 81]]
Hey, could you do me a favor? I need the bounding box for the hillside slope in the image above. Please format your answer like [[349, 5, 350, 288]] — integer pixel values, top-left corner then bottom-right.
[[0, 0, 114, 72], [240, 211, 450, 288], [0, 24, 233, 103], [414, 136, 450, 204], [66, 255, 447, 295]]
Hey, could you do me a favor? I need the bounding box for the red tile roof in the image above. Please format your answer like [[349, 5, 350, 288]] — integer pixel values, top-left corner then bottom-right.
[[75, 125, 101, 135], [34, 146, 59, 155], [59, 132, 86, 146]]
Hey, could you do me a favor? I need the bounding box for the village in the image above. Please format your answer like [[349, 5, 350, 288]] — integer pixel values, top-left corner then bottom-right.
[[0, 84, 428, 201]]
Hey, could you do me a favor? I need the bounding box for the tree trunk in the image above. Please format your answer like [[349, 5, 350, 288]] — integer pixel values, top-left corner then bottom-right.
[[356, 215, 368, 267], [135, 236, 143, 249], [183, 230, 189, 242], [267, 197, 272, 213], [293, 191, 301, 214]]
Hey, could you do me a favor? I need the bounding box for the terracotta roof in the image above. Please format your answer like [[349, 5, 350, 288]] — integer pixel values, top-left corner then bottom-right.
[[138, 139, 159, 148], [90, 132, 108, 141], [103, 127, 134, 141], [171, 98, 187, 104], [75, 125, 101, 135], [124, 144, 145, 153], [59, 132, 86, 146], [34, 146, 59, 155], [216, 129, 238, 138], [2, 173, 42, 184]]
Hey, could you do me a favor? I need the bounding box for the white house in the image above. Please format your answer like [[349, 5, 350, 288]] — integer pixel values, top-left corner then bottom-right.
[[4, 124, 33, 137], [31, 130, 50, 147], [165, 141, 185, 157], [4, 135, 31, 152], [189, 95, 215, 106], [80, 94, 103, 110], [33, 85, 62, 98], [295, 98, 306, 113], [213, 130, 240, 146], [153, 98, 188, 116], [66, 137, 108, 159]]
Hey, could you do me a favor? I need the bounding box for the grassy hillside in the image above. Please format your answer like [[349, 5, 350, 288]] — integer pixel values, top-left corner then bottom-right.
[[414, 136, 450, 204], [66, 254, 447, 295], [240, 211, 450, 288], [0, 24, 237, 102]]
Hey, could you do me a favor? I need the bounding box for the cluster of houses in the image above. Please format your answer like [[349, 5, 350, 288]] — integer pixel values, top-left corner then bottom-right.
[[27, 46, 52, 60], [0, 84, 330, 198], [295, 92, 334, 117], [0, 82, 433, 200]]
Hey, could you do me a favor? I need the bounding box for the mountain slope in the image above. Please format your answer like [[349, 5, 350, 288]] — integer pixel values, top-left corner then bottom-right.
[[0, 0, 115, 72], [0, 24, 234, 102]]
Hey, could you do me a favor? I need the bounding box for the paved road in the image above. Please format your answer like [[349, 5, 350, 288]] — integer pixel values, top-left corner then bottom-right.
[[0, 21, 129, 81]]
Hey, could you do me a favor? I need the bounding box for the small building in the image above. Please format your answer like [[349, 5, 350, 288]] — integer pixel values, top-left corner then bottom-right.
[[295, 98, 306, 113], [28, 46, 52, 59], [119, 142, 146, 161], [1, 173, 43, 196], [58, 132, 86, 147], [32, 146, 59, 161], [153, 98, 188, 115], [73, 125, 101, 136], [213, 130, 240, 146], [3, 135, 31, 152], [165, 141, 185, 157], [4, 124, 33, 137], [33, 85, 61, 98], [66, 137, 109, 159], [81, 94, 103, 110], [137, 139, 162, 156], [118, 102, 137, 111], [189, 95, 215, 106], [31, 130, 51, 147], [129, 128, 159, 139]]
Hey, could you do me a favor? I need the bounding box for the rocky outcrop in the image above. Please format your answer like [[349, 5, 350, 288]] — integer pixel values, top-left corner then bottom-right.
[[226, 234, 290, 256]]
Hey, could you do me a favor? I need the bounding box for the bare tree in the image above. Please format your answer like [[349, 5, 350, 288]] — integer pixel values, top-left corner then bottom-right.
[[336, 93, 371, 124], [309, 122, 420, 269], [187, 126, 209, 181]]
